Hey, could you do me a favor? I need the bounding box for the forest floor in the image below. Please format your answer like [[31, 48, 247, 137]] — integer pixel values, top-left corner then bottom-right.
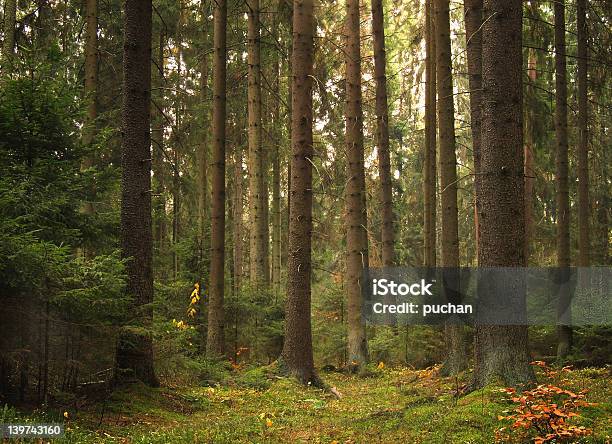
[[5, 365, 611, 443]]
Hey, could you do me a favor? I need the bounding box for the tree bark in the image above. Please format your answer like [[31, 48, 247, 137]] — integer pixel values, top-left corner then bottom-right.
[[198, 6, 210, 245], [554, 0, 572, 359], [435, 0, 466, 376], [281, 0, 317, 384], [371, 0, 394, 268], [116, 0, 158, 387], [247, 0, 268, 287], [271, 14, 282, 294], [2, 0, 16, 65], [345, 0, 368, 367], [207, 0, 227, 357], [472, 0, 535, 389], [424, 0, 437, 268], [576, 0, 589, 268]]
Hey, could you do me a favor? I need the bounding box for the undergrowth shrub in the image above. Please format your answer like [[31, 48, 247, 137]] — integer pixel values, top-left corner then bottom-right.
[[496, 361, 597, 443]]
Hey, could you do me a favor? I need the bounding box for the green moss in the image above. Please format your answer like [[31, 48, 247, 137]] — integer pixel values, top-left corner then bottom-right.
[[9, 365, 611, 443]]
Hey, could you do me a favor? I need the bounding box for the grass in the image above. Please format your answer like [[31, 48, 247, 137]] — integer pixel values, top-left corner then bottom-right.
[[4, 365, 611, 443]]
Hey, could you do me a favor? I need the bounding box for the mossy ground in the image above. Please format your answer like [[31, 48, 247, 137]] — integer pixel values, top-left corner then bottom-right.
[[5, 366, 610, 443]]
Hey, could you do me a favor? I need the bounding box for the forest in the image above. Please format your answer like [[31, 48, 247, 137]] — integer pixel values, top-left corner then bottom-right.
[[0, 0, 610, 442]]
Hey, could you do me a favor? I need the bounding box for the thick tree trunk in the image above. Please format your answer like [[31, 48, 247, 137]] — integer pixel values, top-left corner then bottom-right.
[[116, 0, 158, 387], [524, 50, 537, 263], [207, 0, 227, 357], [435, 0, 466, 376], [247, 0, 268, 287], [472, 0, 535, 389], [345, 0, 368, 367], [424, 0, 437, 268], [2, 0, 16, 65], [371, 0, 395, 267], [281, 0, 317, 384], [554, 0, 572, 359], [576, 0, 589, 268]]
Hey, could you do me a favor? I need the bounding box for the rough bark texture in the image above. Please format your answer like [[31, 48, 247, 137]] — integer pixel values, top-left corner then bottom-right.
[[247, 0, 268, 287], [2, 0, 16, 64], [271, 15, 282, 294], [435, 0, 466, 376], [464, 0, 482, 262], [424, 0, 437, 267], [524, 49, 537, 263], [345, 0, 368, 367], [281, 0, 317, 384], [576, 0, 589, 268], [472, 0, 535, 389], [207, 0, 227, 357], [371, 0, 395, 267], [116, 0, 158, 387], [554, 0, 572, 359]]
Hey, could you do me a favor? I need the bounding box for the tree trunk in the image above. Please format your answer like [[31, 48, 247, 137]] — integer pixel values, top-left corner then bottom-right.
[[435, 0, 466, 376], [152, 31, 167, 263], [554, 0, 572, 359], [465, 0, 482, 263], [172, 4, 184, 280], [576, 0, 589, 268], [281, 0, 317, 384], [345, 0, 368, 367], [233, 143, 244, 296], [424, 0, 437, 268], [116, 0, 158, 387], [371, 0, 395, 267], [271, 14, 282, 294], [2, 0, 16, 65], [198, 7, 210, 246], [524, 49, 537, 263], [247, 0, 268, 287], [472, 0, 535, 389], [206, 0, 227, 357], [286, 19, 293, 266]]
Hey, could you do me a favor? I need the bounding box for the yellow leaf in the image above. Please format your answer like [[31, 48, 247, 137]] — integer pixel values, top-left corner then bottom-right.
[[63, 411, 69, 418], [377, 361, 385, 369]]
